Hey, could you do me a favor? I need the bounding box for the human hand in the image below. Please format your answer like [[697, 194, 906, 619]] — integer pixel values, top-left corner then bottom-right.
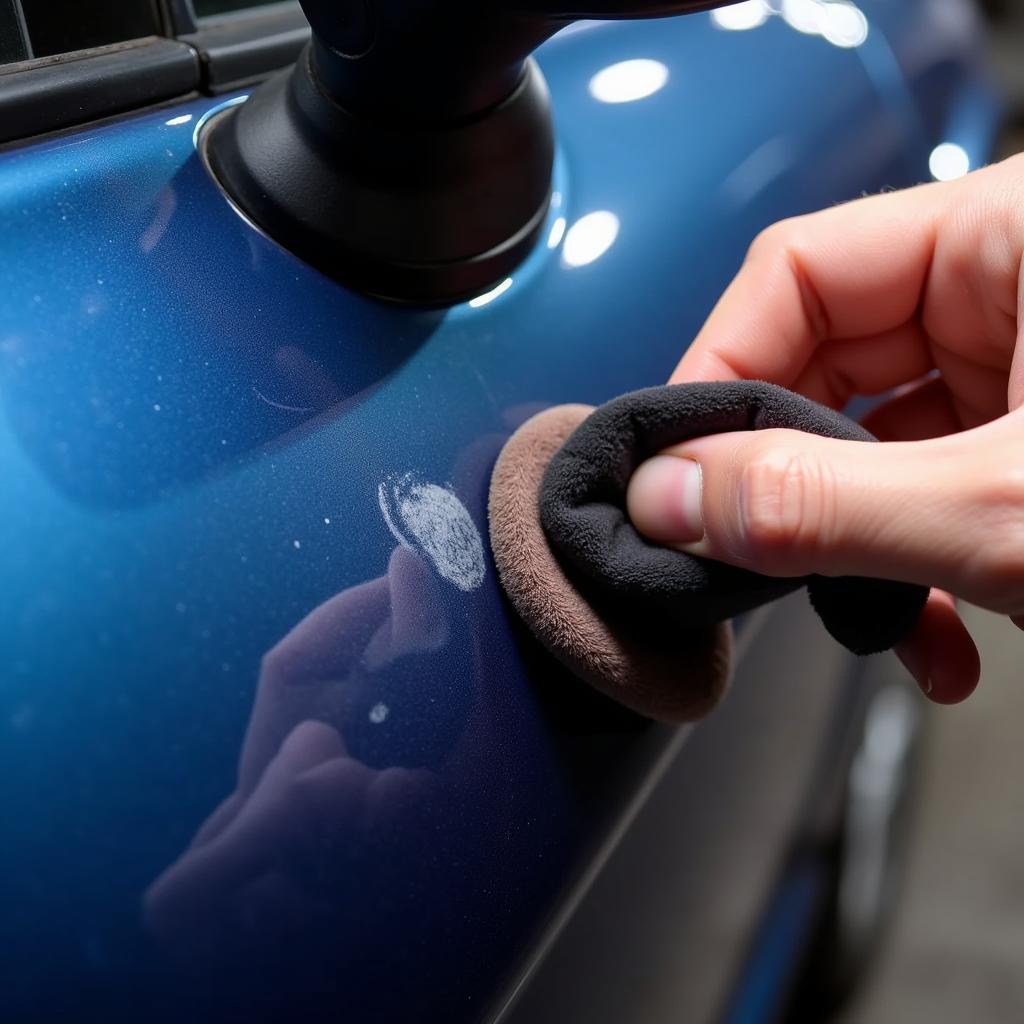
[[627, 153, 1024, 704]]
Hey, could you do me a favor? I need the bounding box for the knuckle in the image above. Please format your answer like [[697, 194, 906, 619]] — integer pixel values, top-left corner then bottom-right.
[[745, 219, 797, 264], [744, 219, 830, 341], [734, 441, 836, 573], [260, 642, 308, 687], [963, 469, 1024, 607]]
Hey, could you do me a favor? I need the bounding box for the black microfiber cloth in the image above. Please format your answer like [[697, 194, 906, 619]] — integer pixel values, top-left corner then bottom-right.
[[539, 381, 928, 656]]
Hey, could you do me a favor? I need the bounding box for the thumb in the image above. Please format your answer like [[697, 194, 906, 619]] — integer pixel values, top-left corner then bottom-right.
[[626, 427, 971, 590]]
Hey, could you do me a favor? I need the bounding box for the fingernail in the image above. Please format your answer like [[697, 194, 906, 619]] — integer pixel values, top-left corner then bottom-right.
[[627, 455, 705, 545], [898, 645, 933, 698]]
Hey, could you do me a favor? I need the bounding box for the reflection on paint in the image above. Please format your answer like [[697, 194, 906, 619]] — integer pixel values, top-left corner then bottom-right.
[[562, 211, 620, 268], [547, 216, 567, 250], [781, 0, 823, 34], [711, 1, 770, 32], [929, 142, 970, 181], [144, 546, 451, 964], [715, 0, 869, 48], [468, 277, 514, 308], [818, 2, 869, 48], [588, 59, 670, 104], [192, 93, 248, 150]]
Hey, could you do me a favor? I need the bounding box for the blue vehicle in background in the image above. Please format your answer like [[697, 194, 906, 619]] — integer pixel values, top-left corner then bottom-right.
[[0, 1, 1000, 1021]]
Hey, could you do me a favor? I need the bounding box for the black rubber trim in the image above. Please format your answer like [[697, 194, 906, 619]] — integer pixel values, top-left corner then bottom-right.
[[0, 37, 200, 144], [181, 2, 309, 92]]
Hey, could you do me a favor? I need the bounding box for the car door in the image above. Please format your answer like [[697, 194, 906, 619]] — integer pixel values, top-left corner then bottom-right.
[[0, 2, 998, 1022]]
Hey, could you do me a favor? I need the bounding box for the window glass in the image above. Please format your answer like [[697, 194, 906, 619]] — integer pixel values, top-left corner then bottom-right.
[[193, 0, 284, 17], [19, 0, 161, 58], [0, 0, 30, 62]]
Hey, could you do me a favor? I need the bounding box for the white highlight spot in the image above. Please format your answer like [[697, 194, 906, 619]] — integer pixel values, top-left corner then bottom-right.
[[165, 114, 194, 127], [779, 0, 868, 45], [929, 142, 970, 182], [468, 277, 513, 308], [562, 211, 620, 268], [781, 0, 824, 34], [547, 216, 567, 250], [819, 2, 869, 47], [152, 404, 161, 412], [323, 517, 331, 525], [293, 540, 301, 550], [378, 472, 486, 592], [588, 59, 669, 104], [711, 1, 769, 31], [369, 702, 390, 724]]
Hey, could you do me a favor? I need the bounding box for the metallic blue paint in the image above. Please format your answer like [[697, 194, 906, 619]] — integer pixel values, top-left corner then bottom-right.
[[0, 4, 998, 1021]]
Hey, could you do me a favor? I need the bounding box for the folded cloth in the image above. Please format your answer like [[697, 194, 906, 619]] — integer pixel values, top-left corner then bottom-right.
[[489, 403, 733, 722], [539, 381, 928, 657]]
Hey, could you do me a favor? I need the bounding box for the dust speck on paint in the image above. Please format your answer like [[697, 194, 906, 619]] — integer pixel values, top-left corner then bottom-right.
[[293, 540, 301, 550], [323, 517, 331, 525], [378, 471, 486, 591], [369, 702, 390, 724]]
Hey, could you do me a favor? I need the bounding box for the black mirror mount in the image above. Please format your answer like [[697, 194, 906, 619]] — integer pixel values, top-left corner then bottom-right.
[[204, 1, 728, 305]]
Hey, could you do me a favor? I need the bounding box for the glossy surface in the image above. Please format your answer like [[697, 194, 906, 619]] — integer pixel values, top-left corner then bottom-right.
[[0, 4, 998, 1021]]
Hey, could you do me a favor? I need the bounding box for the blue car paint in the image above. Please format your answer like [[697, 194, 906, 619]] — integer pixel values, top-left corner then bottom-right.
[[722, 857, 829, 1024], [0, 4, 998, 1021]]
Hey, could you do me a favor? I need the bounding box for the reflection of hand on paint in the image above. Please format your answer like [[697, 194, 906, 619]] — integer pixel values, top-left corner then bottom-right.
[[237, 544, 448, 794], [144, 547, 445, 958]]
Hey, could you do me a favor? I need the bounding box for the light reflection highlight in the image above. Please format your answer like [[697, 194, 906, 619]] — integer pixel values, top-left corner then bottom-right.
[[929, 142, 970, 181], [714, 0, 870, 47], [589, 59, 669, 104], [781, 0, 822, 35], [547, 216, 567, 250], [468, 277, 513, 308], [562, 211, 620, 268], [711, 1, 770, 31], [819, 2, 869, 48], [164, 114, 194, 127]]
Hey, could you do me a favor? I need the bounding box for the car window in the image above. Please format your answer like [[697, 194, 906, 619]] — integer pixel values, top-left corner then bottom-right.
[[193, 0, 284, 16], [0, 0, 30, 62], [16, 0, 161, 58]]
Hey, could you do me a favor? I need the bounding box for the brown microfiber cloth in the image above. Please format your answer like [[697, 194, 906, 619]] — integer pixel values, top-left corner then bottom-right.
[[488, 383, 928, 723], [489, 404, 733, 722]]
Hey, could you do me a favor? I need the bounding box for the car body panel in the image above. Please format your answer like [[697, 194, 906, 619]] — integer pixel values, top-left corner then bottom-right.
[[0, 3, 998, 1021]]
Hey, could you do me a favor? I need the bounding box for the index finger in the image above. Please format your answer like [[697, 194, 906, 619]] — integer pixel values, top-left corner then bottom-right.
[[672, 180, 947, 398]]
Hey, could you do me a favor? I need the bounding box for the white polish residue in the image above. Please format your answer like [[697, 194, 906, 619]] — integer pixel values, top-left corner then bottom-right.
[[369, 702, 390, 724], [378, 471, 486, 592]]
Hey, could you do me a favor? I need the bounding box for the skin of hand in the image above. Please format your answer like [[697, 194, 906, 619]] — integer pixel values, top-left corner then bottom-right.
[[627, 151, 1024, 705]]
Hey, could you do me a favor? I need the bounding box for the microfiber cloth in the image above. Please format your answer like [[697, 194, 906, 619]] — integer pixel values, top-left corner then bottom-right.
[[539, 381, 929, 657], [490, 404, 733, 722]]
